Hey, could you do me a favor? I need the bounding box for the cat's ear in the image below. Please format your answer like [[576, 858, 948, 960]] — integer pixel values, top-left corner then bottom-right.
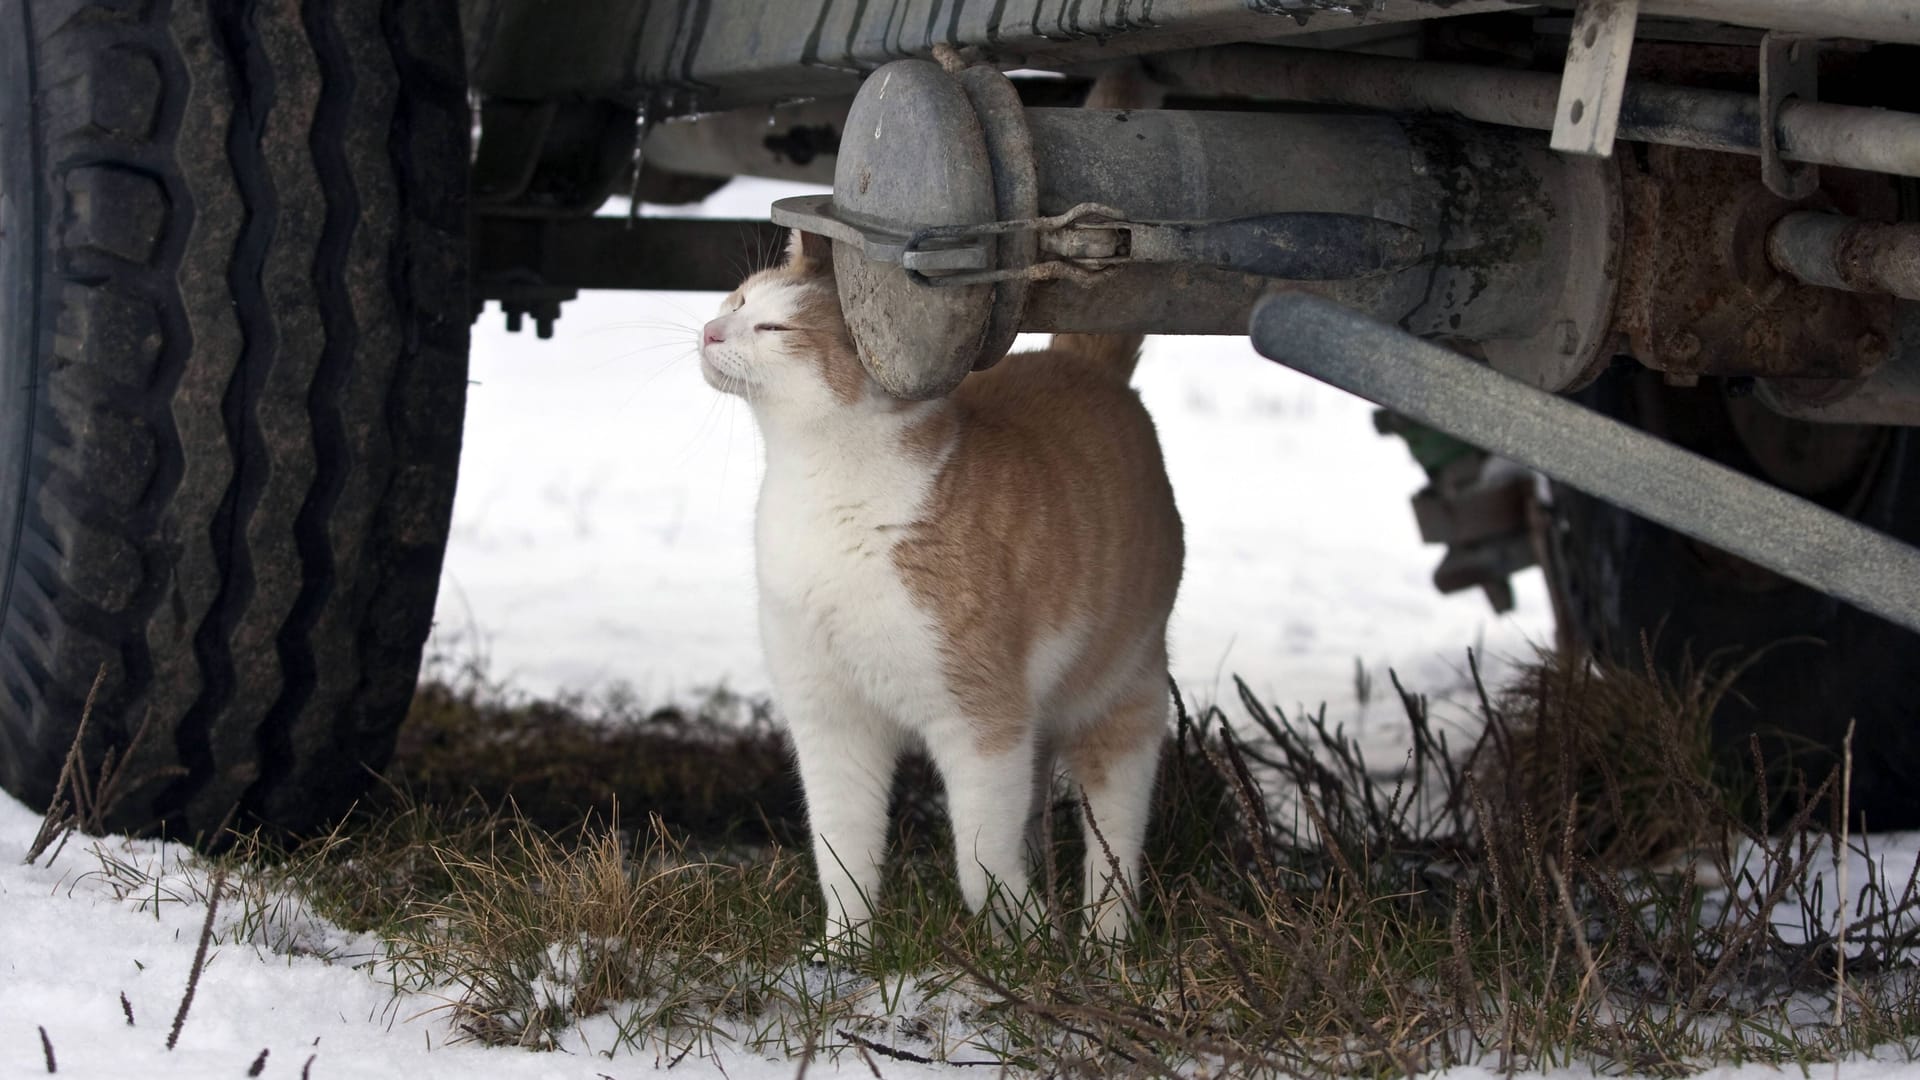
[[786, 229, 833, 274]]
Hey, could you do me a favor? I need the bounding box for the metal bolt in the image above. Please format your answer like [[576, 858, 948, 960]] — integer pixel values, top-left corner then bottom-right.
[[1555, 319, 1579, 356], [1664, 332, 1701, 362]]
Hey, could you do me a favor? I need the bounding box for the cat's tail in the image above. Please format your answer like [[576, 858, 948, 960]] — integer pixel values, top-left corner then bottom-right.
[[1046, 62, 1162, 382], [1050, 332, 1144, 381], [1078, 58, 1164, 111]]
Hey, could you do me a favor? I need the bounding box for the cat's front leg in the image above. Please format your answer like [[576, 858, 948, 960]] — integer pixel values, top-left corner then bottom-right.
[[785, 689, 901, 946]]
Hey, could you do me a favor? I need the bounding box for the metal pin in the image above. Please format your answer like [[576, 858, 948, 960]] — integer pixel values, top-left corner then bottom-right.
[[626, 100, 654, 230]]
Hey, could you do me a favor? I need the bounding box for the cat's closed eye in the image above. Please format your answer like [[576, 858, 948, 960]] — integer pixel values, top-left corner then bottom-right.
[[755, 323, 794, 333]]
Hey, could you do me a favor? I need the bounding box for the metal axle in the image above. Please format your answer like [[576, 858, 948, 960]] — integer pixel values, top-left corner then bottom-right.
[[1768, 212, 1920, 302], [775, 58, 1618, 398]]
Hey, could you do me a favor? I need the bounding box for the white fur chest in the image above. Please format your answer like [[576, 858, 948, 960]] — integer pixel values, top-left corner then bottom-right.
[[752, 419, 951, 716]]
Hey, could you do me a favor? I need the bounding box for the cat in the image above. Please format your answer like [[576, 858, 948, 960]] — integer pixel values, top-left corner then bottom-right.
[[699, 241, 1184, 943], [699, 71, 1181, 946]]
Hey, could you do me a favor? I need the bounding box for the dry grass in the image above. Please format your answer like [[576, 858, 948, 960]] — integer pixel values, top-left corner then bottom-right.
[[1474, 640, 1798, 868], [30, 646, 1920, 1075], [26, 663, 182, 864], [394, 659, 804, 845]]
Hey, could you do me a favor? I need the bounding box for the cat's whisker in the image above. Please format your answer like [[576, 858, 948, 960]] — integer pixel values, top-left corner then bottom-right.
[[599, 334, 698, 351], [587, 319, 710, 340], [604, 341, 704, 360], [618, 352, 701, 396], [762, 227, 784, 272], [676, 393, 727, 467], [589, 346, 699, 387], [746, 220, 790, 274], [583, 319, 696, 332], [651, 296, 716, 325], [586, 323, 701, 338], [720, 389, 739, 488], [739, 225, 767, 276]]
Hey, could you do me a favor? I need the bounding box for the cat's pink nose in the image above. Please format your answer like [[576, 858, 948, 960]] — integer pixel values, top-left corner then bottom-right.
[[702, 320, 727, 346]]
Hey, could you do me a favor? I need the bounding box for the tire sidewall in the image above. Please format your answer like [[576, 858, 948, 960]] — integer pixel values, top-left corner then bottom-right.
[[0, 0, 43, 647]]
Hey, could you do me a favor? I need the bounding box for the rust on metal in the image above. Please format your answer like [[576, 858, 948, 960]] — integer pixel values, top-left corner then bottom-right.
[[1613, 145, 1894, 380], [1831, 220, 1920, 298]]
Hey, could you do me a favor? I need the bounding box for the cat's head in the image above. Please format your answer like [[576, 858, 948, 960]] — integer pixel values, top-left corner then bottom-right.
[[700, 231, 870, 412]]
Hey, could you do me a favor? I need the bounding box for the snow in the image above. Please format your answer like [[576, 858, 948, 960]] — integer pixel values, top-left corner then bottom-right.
[[0, 795, 955, 1080], [5, 791, 1917, 1079]]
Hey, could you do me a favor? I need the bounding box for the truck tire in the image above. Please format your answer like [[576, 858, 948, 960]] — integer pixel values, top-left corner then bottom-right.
[[0, 0, 469, 840], [1547, 366, 1920, 830]]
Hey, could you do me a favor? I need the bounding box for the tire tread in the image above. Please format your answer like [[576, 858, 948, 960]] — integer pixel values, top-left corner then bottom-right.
[[0, 0, 468, 838]]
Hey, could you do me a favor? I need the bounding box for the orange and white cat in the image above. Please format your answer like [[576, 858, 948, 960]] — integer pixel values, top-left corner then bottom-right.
[[700, 234, 1183, 942], [702, 62, 1180, 943]]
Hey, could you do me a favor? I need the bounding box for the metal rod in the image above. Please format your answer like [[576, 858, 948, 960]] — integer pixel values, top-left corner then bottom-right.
[[1622, 0, 1920, 45], [1145, 44, 1920, 178], [1248, 291, 1920, 633], [645, 97, 850, 186], [473, 216, 788, 294], [1768, 211, 1920, 301], [1777, 102, 1920, 181]]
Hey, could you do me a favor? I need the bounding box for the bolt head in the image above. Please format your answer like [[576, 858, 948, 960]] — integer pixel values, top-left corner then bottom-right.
[[1555, 319, 1579, 356], [1664, 332, 1702, 362]]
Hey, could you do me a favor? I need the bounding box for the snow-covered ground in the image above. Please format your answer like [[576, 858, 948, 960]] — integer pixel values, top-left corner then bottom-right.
[[5, 790, 1916, 1080], [433, 179, 1553, 726], [0, 794, 955, 1080]]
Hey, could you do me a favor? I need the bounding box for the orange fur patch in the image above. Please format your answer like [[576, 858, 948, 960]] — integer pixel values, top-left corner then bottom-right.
[[892, 347, 1184, 755]]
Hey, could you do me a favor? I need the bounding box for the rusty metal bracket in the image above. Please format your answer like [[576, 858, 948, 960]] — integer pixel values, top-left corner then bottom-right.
[[1550, 0, 1641, 157], [1759, 31, 1820, 199], [1614, 147, 1891, 381]]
